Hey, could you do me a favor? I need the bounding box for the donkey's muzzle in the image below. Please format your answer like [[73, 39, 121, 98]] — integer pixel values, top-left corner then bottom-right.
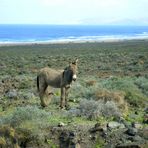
[[72, 75, 77, 81], [73, 78, 76, 81]]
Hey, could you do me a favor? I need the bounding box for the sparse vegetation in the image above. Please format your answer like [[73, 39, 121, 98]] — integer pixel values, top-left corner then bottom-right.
[[0, 41, 148, 147], [0, 106, 51, 132]]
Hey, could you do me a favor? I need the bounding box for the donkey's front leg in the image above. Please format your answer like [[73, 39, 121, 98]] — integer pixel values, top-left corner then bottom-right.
[[60, 87, 65, 109], [65, 87, 70, 109]]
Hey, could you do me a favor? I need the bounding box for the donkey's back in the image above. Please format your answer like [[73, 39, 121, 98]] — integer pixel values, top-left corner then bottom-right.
[[38, 67, 64, 88]]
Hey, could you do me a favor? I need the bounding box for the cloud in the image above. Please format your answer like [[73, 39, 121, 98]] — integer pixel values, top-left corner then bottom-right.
[[40, 0, 68, 6], [0, 0, 148, 24]]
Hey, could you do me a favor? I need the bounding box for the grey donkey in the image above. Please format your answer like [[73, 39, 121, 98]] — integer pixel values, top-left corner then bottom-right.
[[37, 59, 78, 109]]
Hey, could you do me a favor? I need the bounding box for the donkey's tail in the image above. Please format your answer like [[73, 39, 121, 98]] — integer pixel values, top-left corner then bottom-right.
[[37, 75, 39, 92]]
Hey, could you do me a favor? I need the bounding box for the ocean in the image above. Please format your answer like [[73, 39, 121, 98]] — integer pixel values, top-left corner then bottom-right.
[[0, 25, 148, 44]]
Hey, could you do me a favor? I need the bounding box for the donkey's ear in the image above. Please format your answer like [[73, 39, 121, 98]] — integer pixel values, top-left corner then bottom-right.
[[75, 58, 78, 64], [72, 58, 78, 65]]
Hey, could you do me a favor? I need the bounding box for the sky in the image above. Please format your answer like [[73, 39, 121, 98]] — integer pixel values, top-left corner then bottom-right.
[[0, 0, 148, 25]]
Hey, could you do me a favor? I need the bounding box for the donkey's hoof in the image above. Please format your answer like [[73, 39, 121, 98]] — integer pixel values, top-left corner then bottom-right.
[[40, 103, 48, 108], [48, 92, 54, 96], [65, 105, 71, 110], [59, 105, 65, 110], [41, 106, 46, 109]]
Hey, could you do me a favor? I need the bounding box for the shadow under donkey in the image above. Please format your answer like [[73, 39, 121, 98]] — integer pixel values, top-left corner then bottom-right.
[[37, 59, 78, 109]]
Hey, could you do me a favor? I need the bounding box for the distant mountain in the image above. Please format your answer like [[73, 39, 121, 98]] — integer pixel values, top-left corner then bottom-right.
[[80, 17, 148, 26]]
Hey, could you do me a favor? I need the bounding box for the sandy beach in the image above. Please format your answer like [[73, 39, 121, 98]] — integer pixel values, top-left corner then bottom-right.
[[0, 38, 148, 47]]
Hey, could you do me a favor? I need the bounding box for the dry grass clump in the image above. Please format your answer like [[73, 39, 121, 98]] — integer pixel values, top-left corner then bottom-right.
[[0, 126, 19, 148], [95, 89, 128, 113], [101, 76, 148, 107], [86, 80, 97, 86]]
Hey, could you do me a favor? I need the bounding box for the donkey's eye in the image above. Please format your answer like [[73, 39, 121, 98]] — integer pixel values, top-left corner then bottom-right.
[[72, 62, 76, 65]]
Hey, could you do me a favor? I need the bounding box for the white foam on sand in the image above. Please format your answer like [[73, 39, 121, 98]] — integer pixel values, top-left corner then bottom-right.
[[0, 33, 148, 46]]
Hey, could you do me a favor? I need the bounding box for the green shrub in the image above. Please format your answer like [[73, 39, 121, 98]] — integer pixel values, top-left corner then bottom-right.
[[68, 99, 121, 120], [69, 78, 102, 101], [69, 82, 95, 100], [0, 106, 51, 127], [126, 90, 147, 107], [135, 77, 148, 96], [100, 77, 147, 107]]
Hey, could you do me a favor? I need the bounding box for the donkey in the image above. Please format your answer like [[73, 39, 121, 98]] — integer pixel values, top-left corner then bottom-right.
[[37, 59, 78, 109]]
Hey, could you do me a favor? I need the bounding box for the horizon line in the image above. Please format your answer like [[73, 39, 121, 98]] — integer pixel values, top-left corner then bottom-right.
[[0, 24, 148, 27]]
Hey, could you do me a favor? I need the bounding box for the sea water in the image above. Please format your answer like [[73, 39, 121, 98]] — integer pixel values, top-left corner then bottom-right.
[[0, 25, 148, 43]]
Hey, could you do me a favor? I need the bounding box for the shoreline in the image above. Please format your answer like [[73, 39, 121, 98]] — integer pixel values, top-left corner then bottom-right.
[[0, 38, 148, 47]]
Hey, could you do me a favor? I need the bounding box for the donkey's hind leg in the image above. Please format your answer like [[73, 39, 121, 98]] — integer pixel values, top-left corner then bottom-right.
[[39, 85, 48, 107]]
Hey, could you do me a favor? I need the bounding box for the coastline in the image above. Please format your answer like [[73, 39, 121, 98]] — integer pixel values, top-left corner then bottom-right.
[[0, 38, 148, 47], [1, 25, 148, 47]]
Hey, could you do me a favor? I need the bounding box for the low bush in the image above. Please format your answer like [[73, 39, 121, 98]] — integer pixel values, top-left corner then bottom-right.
[[95, 89, 128, 112], [135, 77, 148, 96], [100, 76, 147, 107], [0, 106, 51, 127], [69, 82, 96, 100], [68, 99, 121, 120]]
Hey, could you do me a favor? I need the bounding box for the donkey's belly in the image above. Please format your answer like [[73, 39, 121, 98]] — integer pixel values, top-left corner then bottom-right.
[[47, 76, 62, 88], [48, 80, 61, 88]]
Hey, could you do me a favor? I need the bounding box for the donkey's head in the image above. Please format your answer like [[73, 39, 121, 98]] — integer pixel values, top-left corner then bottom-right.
[[63, 59, 78, 84]]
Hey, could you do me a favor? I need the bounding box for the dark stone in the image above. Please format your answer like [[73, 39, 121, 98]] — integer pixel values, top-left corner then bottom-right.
[[69, 131, 76, 138], [127, 136, 134, 142], [116, 143, 141, 148], [126, 128, 138, 136], [143, 114, 148, 124], [89, 123, 103, 133], [144, 107, 148, 113], [131, 122, 136, 127], [59, 131, 79, 148], [133, 136, 143, 142]]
